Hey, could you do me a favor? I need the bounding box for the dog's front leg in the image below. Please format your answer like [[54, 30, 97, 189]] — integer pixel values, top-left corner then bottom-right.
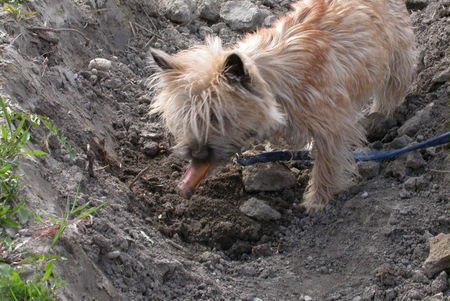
[[302, 120, 363, 212]]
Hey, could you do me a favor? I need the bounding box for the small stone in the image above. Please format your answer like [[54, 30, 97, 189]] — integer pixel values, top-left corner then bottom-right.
[[263, 15, 276, 27], [384, 159, 407, 179], [106, 250, 121, 259], [163, 0, 196, 24], [220, 1, 265, 31], [405, 151, 426, 170], [430, 271, 448, 294], [240, 197, 281, 221], [357, 161, 380, 180], [403, 176, 429, 192], [399, 189, 411, 199], [304, 296, 312, 301], [199, 0, 221, 22], [103, 78, 122, 89], [88, 58, 112, 71], [389, 135, 413, 149], [423, 293, 444, 301], [398, 103, 433, 137], [142, 141, 159, 157], [362, 113, 397, 142], [411, 269, 429, 283], [404, 289, 422, 300], [229, 241, 252, 258], [198, 26, 213, 39], [361, 191, 369, 198], [243, 164, 296, 192], [374, 263, 398, 286], [423, 233, 450, 277], [432, 66, 450, 85], [211, 22, 227, 33], [352, 297, 362, 301], [252, 244, 273, 257]]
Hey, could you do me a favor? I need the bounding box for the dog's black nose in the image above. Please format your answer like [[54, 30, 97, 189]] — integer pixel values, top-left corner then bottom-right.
[[190, 145, 212, 161]]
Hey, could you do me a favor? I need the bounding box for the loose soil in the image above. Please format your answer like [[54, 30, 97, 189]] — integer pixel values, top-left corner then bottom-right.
[[0, 0, 448, 300]]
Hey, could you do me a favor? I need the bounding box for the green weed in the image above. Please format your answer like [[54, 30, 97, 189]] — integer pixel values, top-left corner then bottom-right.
[[0, 255, 63, 301], [47, 187, 108, 247], [2, 2, 36, 21]]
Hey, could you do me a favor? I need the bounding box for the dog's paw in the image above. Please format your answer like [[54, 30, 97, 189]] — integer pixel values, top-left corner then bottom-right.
[[301, 192, 328, 213]]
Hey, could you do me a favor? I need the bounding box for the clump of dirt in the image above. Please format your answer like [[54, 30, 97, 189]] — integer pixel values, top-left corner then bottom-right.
[[0, 0, 448, 300]]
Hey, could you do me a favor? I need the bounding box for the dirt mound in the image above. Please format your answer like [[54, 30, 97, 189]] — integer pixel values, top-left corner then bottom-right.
[[0, 0, 448, 300]]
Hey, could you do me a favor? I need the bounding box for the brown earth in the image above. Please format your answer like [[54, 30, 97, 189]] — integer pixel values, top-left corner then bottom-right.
[[0, 0, 448, 300]]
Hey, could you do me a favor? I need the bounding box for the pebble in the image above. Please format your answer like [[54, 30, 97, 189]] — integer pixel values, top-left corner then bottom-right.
[[142, 141, 160, 157], [220, 1, 265, 31], [239, 197, 281, 221], [361, 191, 369, 198], [163, 0, 196, 24], [403, 175, 430, 192], [242, 164, 296, 192], [423, 233, 450, 277], [389, 135, 412, 149], [199, 0, 221, 22], [430, 271, 448, 294], [88, 58, 112, 71], [106, 250, 121, 259], [423, 293, 444, 301], [362, 113, 396, 142], [398, 103, 433, 137], [357, 161, 380, 180], [405, 151, 426, 170]]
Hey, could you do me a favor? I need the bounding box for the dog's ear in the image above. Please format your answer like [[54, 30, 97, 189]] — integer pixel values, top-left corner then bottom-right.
[[223, 53, 250, 86], [149, 48, 174, 70]]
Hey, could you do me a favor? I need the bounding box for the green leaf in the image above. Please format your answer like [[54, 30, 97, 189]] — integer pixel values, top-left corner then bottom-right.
[[18, 150, 47, 156], [0, 263, 12, 277], [1, 217, 19, 227], [42, 261, 53, 281]]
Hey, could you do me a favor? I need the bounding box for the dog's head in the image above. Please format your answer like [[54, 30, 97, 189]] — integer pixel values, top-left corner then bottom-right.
[[148, 37, 284, 166]]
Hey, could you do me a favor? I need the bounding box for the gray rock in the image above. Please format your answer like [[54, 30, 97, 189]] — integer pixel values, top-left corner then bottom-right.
[[430, 271, 448, 294], [163, 0, 197, 24], [263, 15, 276, 27], [220, 1, 264, 31], [423, 293, 444, 301], [242, 164, 296, 192], [423, 233, 450, 277], [106, 250, 121, 259], [211, 22, 227, 33], [240, 197, 281, 221], [432, 66, 450, 84], [357, 161, 380, 180], [384, 159, 407, 179], [103, 78, 122, 89], [405, 151, 426, 170], [252, 244, 273, 257], [362, 113, 397, 142], [142, 141, 159, 157], [389, 135, 412, 149], [403, 176, 429, 191], [398, 103, 433, 137], [198, 26, 213, 39], [199, 0, 221, 21]]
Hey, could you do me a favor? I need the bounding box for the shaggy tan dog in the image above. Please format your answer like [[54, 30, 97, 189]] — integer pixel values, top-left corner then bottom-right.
[[149, 0, 415, 212]]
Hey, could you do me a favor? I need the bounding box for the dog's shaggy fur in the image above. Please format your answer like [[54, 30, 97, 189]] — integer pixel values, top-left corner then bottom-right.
[[149, 0, 415, 211]]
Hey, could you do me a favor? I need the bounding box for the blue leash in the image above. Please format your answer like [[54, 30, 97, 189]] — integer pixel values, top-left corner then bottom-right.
[[236, 132, 450, 166]]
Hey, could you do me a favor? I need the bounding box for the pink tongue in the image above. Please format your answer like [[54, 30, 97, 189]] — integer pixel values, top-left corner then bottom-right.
[[177, 162, 211, 199]]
